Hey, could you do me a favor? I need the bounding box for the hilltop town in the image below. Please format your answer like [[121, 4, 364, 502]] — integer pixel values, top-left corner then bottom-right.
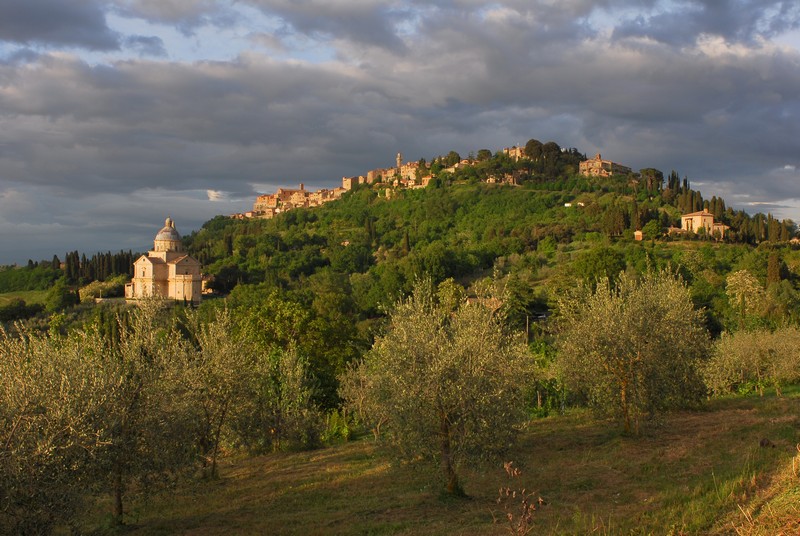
[[231, 146, 539, 219], [231, 147, 743, 241]]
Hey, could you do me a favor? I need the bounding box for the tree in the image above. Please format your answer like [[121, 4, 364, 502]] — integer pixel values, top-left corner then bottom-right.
[[45, 276, 78, 312], [725, 269, 766, 329], [230, 345, 323, 453], [638, 168, 664, 193], [443, 151, 461, 167], [573, 246, 625, 284], [0, 325, 109, 534], [642, 219, 661, 240], [766, 252, 782, 287], [703, 327, 800, 397], [557, 270, 709, 434], [343, 279, 532, 495], [0, 301, 196, 531], [90, 302, 196, 525], [524, 139, 543, 161], [476, 149, 492, 161], [182, 308, 254, 478]]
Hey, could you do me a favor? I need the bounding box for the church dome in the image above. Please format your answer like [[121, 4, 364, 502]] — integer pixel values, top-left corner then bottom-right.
[[153, 217, 183, 252], [155, 217, 181, 241]]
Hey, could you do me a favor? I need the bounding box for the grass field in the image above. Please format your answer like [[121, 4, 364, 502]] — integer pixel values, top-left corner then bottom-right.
[[0, 290, 48, 306], [79, 392, 800, 535]]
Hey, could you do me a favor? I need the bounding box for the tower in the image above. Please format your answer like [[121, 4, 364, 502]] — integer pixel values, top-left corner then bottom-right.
[[396, 152, 402, 169]]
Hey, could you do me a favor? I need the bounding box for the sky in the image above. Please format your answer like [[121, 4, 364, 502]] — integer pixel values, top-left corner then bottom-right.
[[1, 0, 799, 264]]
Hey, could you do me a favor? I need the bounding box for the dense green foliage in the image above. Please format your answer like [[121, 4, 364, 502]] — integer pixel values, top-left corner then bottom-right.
[[0, 261, 61, 293], [62, 250, 135, 285], [156, 150, 796, 410]]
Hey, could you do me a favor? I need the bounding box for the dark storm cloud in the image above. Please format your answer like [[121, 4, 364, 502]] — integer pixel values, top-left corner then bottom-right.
[[1, 0, 800, 262], [0, 53, 410, 198], [0, 0, 119, 50], [613, 0, 800, 46]]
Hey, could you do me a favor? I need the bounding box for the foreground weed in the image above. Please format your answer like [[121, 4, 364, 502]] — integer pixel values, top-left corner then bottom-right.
[[492, 461, 546, 535]]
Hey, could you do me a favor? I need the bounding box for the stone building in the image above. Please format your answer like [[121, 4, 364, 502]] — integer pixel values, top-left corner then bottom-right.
[[579, 153, 633, 178], [681, 209, 729, 238], [502, 146, 525, 161], [125, 217, 203, 304]]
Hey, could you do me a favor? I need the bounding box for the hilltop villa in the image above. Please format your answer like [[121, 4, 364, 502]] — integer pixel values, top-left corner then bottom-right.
[[579, 153, 633, 178], [125, 217, 203, 304], [681, 209, 730, 238]]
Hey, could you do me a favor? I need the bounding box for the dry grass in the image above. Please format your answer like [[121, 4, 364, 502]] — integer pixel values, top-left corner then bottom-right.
[[78, 391, 800, 535]]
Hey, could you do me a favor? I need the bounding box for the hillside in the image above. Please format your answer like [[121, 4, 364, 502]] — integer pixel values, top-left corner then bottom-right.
[[5, 148, 800, 535], [75, 391, 800, 535], [180, 175, 800, 408]]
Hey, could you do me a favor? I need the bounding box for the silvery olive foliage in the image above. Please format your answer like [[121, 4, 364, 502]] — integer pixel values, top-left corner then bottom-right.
[[556, 270, 709, 434], [181, 307, 255, 478], [0, 301, 195, 532], [0, 299, 327, 533], [342, 278, 533, 495], [0, 323, 109, 534], [703, 327, 800, 397]]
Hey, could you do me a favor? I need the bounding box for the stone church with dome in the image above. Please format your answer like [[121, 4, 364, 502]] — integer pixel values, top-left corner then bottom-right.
[[125, 217, 203, 304]]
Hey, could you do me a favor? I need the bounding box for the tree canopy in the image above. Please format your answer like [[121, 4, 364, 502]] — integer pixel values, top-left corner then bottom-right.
[[342, 278, 532, 494], [557, 270, 709, 433]]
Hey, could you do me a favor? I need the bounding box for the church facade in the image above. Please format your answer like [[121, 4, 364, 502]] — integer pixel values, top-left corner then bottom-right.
[[125, 217, 203, 304]]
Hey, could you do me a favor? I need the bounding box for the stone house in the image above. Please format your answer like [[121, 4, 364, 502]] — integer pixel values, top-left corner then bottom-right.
[[681, 209, 729, 237], [579, 153, 633, 178], [502, 146, 525, 161]]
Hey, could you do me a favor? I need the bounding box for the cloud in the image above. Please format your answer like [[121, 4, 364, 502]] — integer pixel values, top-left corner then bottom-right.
[[124, 35, 166, 57], [1, 0, 800, 261], [206, 189, 226, 201], [0, 48, 41, 65], [111, 0, 239, 34], [612, 0, 800, 47], [248, 32, 286, 52], [243, 0, 410, 51], [0, 0, 119, 50], [0, 184, 236, 264]]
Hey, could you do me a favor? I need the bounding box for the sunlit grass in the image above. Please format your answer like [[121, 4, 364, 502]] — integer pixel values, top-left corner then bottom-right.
[[0, 290, 47, 305], [77, 391, 800, 535]]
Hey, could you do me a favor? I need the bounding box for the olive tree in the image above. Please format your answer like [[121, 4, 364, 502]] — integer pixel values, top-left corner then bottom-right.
[[342, 279, 532, 495], [182, 308, 255, 478], [726, 269, 766, 329], [703, 327, 800, 397], [88, 301, 197, 526], [230, 345, 323, 452], [0, 301, 196, 532], [557, 270, 709, 434], [0, 326, 108, 534]]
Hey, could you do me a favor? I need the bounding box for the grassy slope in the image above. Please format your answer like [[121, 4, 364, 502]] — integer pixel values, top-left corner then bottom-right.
[[79, 392, 800, 535], [0, 290, 48, 306]]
